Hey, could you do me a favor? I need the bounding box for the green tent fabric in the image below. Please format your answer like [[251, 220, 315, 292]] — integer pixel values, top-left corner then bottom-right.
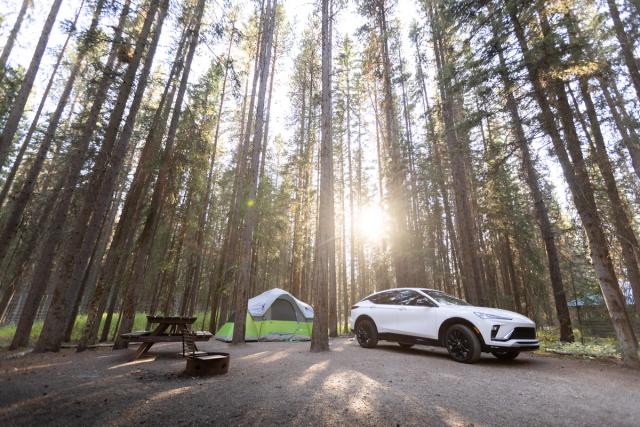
[[215, 288, 313, 342], [215, 313, 260, 341]]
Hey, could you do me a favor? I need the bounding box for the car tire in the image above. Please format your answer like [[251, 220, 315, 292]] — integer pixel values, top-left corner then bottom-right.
[[398, 343, 414, 349], [355, 318, 378, 348], [491, 350, 520, 360], [445, 324, 481, 363]]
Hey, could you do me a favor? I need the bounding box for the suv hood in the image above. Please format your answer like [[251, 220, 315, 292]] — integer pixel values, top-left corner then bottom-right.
[[441, 305, 534, 323]]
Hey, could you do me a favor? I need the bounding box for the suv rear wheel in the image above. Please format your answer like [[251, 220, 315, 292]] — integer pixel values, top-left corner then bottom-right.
[[445, 324, 481, 363], [355, 318, 378, 348]]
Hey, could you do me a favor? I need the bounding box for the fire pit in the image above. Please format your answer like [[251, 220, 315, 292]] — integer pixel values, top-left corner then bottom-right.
[[184, 352, 230, 376]]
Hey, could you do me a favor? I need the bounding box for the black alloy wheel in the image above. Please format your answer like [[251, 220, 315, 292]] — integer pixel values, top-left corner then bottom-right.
[[355, 319, 378, 348], [445, 324, 481, 363]]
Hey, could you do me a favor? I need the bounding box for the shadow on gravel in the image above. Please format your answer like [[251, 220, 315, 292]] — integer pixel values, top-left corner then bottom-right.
[[373, 343, 538, 367]]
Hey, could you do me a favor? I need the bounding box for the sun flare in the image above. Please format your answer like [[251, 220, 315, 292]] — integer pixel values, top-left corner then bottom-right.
[[356, 205, 385, 241]]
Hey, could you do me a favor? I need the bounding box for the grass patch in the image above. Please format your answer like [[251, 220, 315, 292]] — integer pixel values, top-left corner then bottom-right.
[[536, 327, 621, 360], [0, 312, 212, 349]]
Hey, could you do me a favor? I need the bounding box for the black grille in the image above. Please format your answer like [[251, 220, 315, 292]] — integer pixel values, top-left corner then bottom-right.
[[511, 327, 536, 340]]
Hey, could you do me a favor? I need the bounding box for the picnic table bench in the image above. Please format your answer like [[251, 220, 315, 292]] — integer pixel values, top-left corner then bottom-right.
[[120, 315, 212, 360]]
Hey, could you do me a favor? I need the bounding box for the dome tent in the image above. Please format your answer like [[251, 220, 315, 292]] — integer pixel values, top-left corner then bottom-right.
[[215, 288, 314, 342]]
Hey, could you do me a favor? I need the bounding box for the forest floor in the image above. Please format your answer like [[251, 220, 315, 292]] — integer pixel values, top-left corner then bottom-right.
[[1, 337, 639, 426]]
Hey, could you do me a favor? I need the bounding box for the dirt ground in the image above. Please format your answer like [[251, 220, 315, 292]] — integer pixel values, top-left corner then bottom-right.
[[1, 338, 639, 426]]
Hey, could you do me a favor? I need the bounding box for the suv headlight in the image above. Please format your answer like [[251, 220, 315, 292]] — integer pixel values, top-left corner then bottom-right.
[[474, 312, 513, 321]]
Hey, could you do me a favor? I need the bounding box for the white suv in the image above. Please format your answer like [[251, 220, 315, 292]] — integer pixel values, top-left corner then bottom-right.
[[349, 288, 539, 363]]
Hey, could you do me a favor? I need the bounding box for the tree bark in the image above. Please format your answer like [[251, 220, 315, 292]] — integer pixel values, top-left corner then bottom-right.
[[428, 0, 483, 304], [0, 0, 102, 262], [375, 0, 414, 287], [310, 0, 333, 352], [570, 82, 640, 319], [77, 11, 192, 352], [232, 0, 278, 345], [606, 0, 640, 101], [0, 0, 63, 169], [35, 0, 167, 352], [113, 0, 206, 350], [491, 20, 574, 341], [191, 15, 236, 324], [0, 0, 31, 74], [0, 0, 86, 209], [507, 2, 639, 367], [598, 76, 640, 180], [8, 0, 129, 350]]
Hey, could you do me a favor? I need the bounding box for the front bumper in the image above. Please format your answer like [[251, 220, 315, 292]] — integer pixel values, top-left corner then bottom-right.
[[485, 342, 540, 351], [481, 323, 539, 351]]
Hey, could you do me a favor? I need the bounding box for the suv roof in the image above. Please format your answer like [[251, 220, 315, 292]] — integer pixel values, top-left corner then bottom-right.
[[370, 287, 436, 293]]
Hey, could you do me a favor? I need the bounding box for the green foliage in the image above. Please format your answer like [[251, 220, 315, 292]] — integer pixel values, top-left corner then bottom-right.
[[0, 312, 216, 348], [537, 327, 621, 360], [0, 313, 149, 348], [0, 66, 24, 129]]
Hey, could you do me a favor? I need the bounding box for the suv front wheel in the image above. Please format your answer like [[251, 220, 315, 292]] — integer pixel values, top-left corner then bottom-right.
[[445, 324, 481, 363]]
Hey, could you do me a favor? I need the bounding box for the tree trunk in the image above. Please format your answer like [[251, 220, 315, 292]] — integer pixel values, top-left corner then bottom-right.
[[0, 0, 31, 74], [606, 0, 640, 101], [571, 82, 640, 318], [232, 0, 277, 345], [598, 76, 640, 180], [64, 183, 123, 341], [0, 0, 63, 169], [35, 0, 166, 352], [375, 0, 414, 287], [77, 11, 192, 352], [7, 0, 128, 350], [0, 0, 105, 262], [397, 43, 425, 281], [290, 64, 307, 299], [190, 15, 236, 325], [113, 0, 206, 350], [338, 129, 348, 334], [492, 21, 574, 341], [0, 0, 86, 209], [507, 2, 639, 367], [327, 0, 338, 339], [310, 0, 333, 352], [428, 0, 483, 304]]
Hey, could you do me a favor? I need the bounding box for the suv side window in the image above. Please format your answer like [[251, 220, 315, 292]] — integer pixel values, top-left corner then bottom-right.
[[367, 290, 435, 306], [374, 291, 397, 305], [386, 290, 420, 305], [366, 294, 381, 304], [398, 290, 421, 305], [396, 290, 436, 306], [410, 294, 436, 307]]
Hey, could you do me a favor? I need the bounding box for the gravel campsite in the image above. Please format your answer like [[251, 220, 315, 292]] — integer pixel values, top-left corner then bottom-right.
[[2, 338, 639, 426]]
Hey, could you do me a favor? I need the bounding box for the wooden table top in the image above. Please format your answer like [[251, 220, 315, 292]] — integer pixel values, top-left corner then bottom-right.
[[146, 315, 197, 324]]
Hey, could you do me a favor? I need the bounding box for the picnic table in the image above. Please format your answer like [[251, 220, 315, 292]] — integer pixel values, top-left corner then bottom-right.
[[120, 315, 212, 360]]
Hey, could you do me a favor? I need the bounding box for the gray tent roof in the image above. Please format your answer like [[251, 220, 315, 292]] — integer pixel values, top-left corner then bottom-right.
[[247, 288, 314, 319]]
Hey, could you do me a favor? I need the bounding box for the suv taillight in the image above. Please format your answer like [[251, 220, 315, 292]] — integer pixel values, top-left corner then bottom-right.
[[351, 305, 359, 309]]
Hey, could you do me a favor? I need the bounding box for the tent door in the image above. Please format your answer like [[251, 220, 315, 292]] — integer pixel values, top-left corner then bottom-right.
[[270, 299, 297, 321]]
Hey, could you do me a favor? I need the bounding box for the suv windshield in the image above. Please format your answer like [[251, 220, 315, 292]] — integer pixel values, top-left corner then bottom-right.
[[421, 290, 470, 306]]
